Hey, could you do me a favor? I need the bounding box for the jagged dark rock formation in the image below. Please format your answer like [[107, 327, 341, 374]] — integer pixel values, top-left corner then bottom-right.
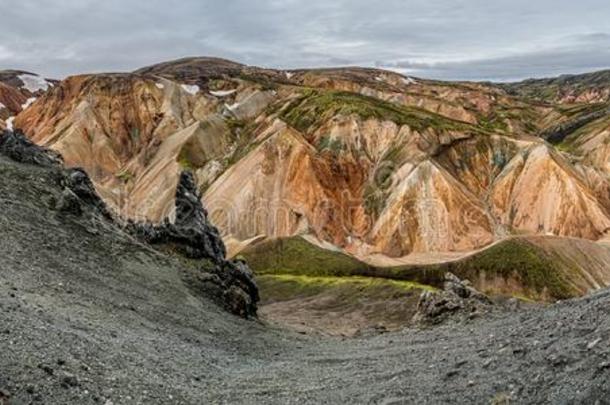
[[0, 129, 62, 167], [413, 272, 493, 325], [129, 172, 227, 261], [56, 168, 113, 219], [0, 130, 259, 318], [127, 172, 259, 317]]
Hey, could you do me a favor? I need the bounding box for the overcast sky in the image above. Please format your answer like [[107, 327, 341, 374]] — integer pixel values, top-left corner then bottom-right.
[[1, 0, 609, 82]]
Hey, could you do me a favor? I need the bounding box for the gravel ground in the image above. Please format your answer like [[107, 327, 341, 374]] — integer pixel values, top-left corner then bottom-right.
[[1, 155, 610, 404]]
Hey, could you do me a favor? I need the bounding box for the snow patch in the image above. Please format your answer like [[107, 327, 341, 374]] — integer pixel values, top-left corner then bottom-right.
[[18, 74, 52, 93], [285, 72, 294, 80], [181, 84, 200, 95], [0, 102, 5, 110], [402, 77, 417, 85], [155, 83, 165, 89], [209, 89, 236, 97], [21, 97, 37, 110], [225, 102, 240, 112], [5, 117, 15, 131]]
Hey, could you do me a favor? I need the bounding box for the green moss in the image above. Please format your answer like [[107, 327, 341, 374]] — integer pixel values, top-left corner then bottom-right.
[[115, 170, 133, 183], [279, 89, 473, 134], [478, 114, 509, 133], [257, 274, 435, 303], [453, 239, 575, 299], [556, 102, 608, 117], [224, 120, 262, 167], [129, 127, 140, 142], [317, 135, 344, 153], [387, 239, 578, 300], [363, 183, 387, 218], [242, 236, 373, 277], [244, 236, 579, 302], [237, 72, 278, 91], [225, 117, 247, 133], [559, 113, 610, 150], [177, 154, 195, 170]]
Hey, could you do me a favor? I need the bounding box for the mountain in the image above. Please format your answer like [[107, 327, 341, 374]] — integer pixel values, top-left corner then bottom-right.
[[0, 70, 55, 131], [7, 59, 610, 320], [502, 69, 610, 104]]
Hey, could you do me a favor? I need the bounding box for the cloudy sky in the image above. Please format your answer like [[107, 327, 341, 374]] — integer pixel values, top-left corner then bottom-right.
[[1, 0, 609, 81]]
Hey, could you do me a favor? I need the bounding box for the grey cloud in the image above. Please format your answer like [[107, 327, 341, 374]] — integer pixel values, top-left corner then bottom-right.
[[0, 0, 609, 81], [381, 33, 610, 81]]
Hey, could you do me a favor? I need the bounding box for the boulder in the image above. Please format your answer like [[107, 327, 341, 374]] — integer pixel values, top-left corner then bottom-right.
[[413, 272, 492, 325]]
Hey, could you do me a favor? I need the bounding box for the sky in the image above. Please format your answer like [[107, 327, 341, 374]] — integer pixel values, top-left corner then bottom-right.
[[1, 0, 609, 82]]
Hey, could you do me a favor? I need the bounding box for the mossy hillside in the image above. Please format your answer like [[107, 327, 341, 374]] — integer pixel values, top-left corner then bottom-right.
[[502, 70, 610, 103], [362, 154, 397, 218], [478, 114, 509, 133], [557, 113, 610, 152], [178, 117, 263, 183], [555, 102, 609, 118], [242, 236, 372, 277], [501, 82, 562, 103], [450, 239, 577, 299], [115, 169, 134, 183], [279, 89, 474, 134], [237, 72, 280, 91], [542, 103, 610, 145], [257, 274, 435, 305], [224, 118, 267, 167], [384, 239, 579, 300], [245, 236, 580, 301], [478, 105, 541, 134]]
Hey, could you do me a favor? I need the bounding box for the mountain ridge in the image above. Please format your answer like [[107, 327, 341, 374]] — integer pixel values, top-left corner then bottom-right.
[[3, 56, 610, 280]]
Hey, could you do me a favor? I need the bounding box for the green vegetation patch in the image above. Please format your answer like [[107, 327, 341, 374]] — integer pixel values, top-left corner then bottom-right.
[[558, 112, 610, 151], [449, 239, 575, 299], [317, 134, 344, 153], [115, 169, 133, 183], [257, 274, 435, 304], [177, 153, 195, 170], [279, 89, 473, 134], [386, 239, 579, 300], [224, 120, 264, 167], [245, 236, 580, 303], [242, 236, 371, 277]]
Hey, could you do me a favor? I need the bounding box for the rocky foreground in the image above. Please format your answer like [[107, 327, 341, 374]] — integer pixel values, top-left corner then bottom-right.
[[1, 130, 610, 404]]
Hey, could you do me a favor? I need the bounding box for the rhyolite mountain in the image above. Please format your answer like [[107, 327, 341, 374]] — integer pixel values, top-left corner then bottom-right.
[[0, 70, 55, 131], [5, 57, 610, 303]]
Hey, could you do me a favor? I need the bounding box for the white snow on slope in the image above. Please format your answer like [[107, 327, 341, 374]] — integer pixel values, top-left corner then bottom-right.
[[5, 117, 14, 131], [402, 77, 417, 85], [18, 74, 52, 93], [0, 102, 5, 110], [155, 83, 165, 89], [181, 84, 200, 95], [210, 89, 236, 97], [224, 102, 240, 112], [21, 97, 36, 110], [285, 72, 294, 80]]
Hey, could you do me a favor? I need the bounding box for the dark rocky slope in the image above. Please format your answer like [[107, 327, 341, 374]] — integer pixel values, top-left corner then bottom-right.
[[1, 129, 610, 403], [0, 130, 258, 317], [127, 171, 259, 317]]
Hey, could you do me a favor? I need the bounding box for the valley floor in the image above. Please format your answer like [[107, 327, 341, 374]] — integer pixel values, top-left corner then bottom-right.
[[1, 155, 610, 404]]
